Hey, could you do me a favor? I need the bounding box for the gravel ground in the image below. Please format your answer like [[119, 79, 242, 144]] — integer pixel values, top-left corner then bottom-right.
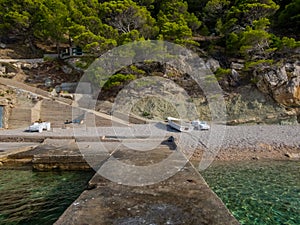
[[0, 123, 299, 161], [205, 124, 300, 148], [189, 124, 300, 161], [0, 123, 299, 147]]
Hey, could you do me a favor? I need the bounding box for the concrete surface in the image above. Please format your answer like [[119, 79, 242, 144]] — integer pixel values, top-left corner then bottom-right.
[[55, 144, 239, 225]]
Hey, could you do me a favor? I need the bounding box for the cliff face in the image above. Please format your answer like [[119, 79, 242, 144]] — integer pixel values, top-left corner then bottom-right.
[[131, 84, 297, 125], [129, 58, 299, 125], [0, 85, 15, 129], [254, 61, 300, 107]]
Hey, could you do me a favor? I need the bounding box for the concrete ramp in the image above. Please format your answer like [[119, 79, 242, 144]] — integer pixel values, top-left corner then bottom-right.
[[55, 143, 239, 225], [55, 164, 239, 225]]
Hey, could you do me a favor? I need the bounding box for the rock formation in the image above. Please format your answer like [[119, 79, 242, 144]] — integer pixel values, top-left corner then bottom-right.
[[254, 61, 300, 107]]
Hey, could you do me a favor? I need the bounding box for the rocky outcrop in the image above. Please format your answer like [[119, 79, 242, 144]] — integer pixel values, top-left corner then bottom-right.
[[0, 85, 15, 129], [254, 61, 300, 107], [195, 85, 297, 125], [205, 58, 220, 72], [119, 58, 298, 124], [131, 84, 297, 125]]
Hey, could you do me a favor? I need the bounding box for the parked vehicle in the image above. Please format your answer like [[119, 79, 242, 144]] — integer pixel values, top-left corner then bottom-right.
[[167, 117, 194, 132], [28, 122, 51, 133], [191, 120, 210, 130]]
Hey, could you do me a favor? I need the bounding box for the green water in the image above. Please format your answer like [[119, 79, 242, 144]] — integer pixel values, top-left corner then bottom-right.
[[0, 170, 94, 225], [201, 160, 300, 225]]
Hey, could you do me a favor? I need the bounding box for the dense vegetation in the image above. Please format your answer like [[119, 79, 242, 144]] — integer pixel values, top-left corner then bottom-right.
[[0, 0, 299, 91], [0, 0, 299, 57]]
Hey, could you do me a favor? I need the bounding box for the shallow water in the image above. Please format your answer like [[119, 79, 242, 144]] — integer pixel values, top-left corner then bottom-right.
[[201, 160, 300, 225], [0, 170, 94, 225]]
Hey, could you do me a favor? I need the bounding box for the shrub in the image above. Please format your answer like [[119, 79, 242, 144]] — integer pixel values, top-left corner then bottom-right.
[[215, 67, 231, 80], [103, 73, 136, 89]]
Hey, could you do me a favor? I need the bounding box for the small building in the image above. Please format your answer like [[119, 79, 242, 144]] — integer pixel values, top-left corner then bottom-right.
[[57, 83, 77, 93], [60, 46, 83, 58], [55, 82, 92, 95]]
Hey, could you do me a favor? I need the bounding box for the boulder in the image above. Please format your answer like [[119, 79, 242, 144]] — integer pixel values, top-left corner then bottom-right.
[[229, 69, 240, 86], [273, 76, 300, 106], [0, 65, 6, 74], [284, 152, 300, 159], [0, 43, 6, 49], [231, 62, 244, 70], [21, 63, 33, 70], [62, 65, 73, 74], [254, 61, 300, 107], [205, 58, 220, 73]]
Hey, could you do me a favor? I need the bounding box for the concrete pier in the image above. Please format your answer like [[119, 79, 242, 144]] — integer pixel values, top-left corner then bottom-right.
[[54, 141, 240, 225], [0, 130, 240, 224]]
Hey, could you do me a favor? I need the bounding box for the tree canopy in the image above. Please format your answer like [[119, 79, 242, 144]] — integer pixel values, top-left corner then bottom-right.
[[0, 0, 298, 58]]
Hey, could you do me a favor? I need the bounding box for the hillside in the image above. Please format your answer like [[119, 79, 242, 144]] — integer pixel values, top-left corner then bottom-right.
[[0, 43, 299, 126], [0, 0, 299, 126]]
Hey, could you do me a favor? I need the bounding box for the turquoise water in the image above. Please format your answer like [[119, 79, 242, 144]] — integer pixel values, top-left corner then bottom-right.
[[0, 170, 94, 225], [201, 160, 300, 225]]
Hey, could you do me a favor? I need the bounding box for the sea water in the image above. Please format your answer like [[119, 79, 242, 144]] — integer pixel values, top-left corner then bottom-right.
[[201, 160, 300, 225], [0, 170, 94, 225]]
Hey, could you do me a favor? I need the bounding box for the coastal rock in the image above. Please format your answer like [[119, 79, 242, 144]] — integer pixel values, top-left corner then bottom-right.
[[273, 76, 300, 106], [224, 85, 297, 125], [284, 152, 300, 159], [65, 58, 85, 72], [62, 65, 73, 74], [231, 62, 244, 70], [254, 61, 300, 107], [205, 58, 220, 72], [0, 65, 6, 74], [229, 69, 240, 86], [0, 43, 6, 49]]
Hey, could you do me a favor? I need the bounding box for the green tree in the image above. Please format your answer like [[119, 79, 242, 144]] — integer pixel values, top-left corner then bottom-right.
[[221, 0, 280, 58], [278, 0, 300, 34], [132, 0, 155, 10], [186, 0, 210, 17], [104, 73, 136, 89], [157, 0, 201, 45], [224, 0, 279, 34], [227, 18, 275, 59], [34, 0, 70, 54], [65, 0, 117, 55], [99, 0, 158, 43], [0, 0, 44, 52], [203, 0, 230, 34]]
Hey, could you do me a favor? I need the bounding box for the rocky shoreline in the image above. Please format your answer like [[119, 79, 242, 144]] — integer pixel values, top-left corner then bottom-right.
[[192, 145, 300, 162]]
